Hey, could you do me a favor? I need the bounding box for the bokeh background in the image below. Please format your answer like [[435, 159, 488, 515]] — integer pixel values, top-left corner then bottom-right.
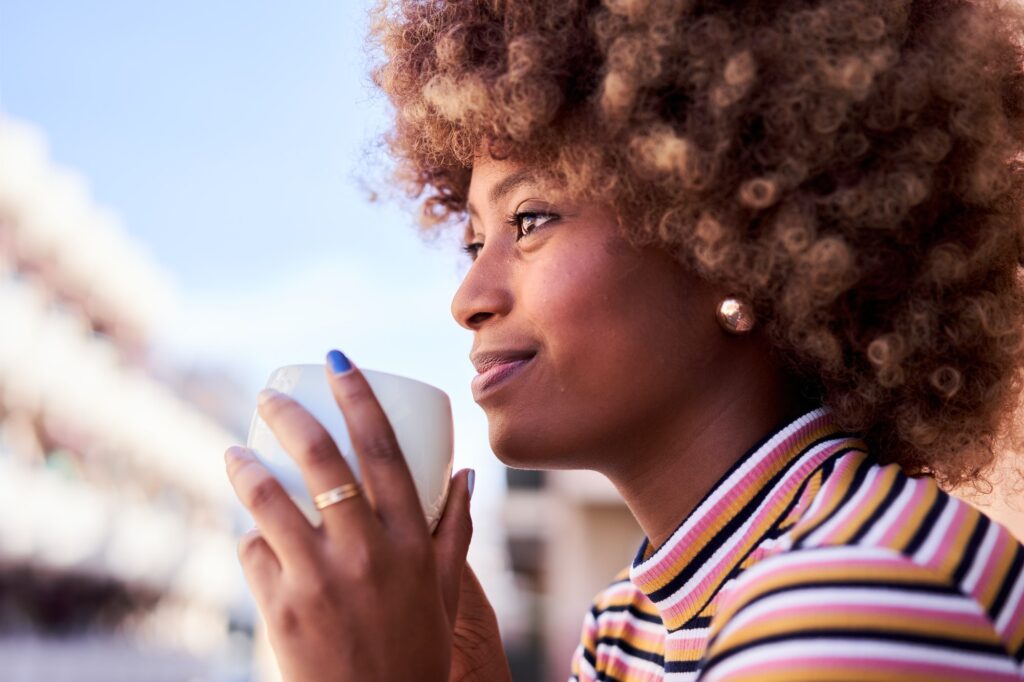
[[2, 2, 1023, 681], [0, 2, 650, 680]]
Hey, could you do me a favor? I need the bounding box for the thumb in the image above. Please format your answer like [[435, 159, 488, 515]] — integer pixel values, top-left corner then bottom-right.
[[433, 468, 475, 624]]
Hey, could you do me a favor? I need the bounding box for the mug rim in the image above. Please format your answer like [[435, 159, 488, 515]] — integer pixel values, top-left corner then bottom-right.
[[266, 363, 450, 400]]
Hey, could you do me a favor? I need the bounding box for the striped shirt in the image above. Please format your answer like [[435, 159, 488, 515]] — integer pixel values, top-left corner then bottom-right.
[[569, 407, 1024, 681]]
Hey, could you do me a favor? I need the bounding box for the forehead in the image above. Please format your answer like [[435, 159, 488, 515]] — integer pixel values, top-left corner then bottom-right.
[[467, 156, 565, 210], [467, 157, 528, 200]]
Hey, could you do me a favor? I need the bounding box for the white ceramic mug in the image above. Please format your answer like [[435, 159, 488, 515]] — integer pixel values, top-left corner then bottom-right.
[[246, 364, 454, 531]]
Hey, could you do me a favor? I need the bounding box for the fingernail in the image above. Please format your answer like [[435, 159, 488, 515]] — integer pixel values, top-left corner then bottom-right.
[[467, 469, 476, 500], [326, 349, 352, 374], [225, 445, 255, 465], [257, 388, 282, 405]]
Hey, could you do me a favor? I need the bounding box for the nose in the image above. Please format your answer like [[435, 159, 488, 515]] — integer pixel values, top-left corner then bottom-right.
[[451, 250, 513, 330]]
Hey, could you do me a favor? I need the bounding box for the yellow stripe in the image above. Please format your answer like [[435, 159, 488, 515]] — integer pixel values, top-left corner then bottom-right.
[[937, 505, 981, 576], [600, 628, 664, 654], [1006, 599, 1024, 651], [593, 591, 660, 616], [723, 665, 982, 682], [890, 481, 938, 552], [826, 465, 900, 545], [978, 531, 1017, 612], [711, 609, 1005, 652], [777, 468, 826, 530], [638, 423, 844, 592], [789, 450, 870, 545], [711, 557, 948, 628]]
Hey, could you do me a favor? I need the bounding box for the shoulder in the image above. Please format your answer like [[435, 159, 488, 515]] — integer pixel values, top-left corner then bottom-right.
[[579, 565, 663, 641], [703, 450, 1024, 680], [785, 450, 1024, 632], [570, 567, 665, 682]]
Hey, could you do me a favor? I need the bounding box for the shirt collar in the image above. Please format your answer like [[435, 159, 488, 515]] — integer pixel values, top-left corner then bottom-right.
[[628, 407, 865, 631]]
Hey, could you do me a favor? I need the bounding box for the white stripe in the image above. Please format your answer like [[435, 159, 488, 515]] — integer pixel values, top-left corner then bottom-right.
[[595, 609, 668, 639], [654, 438, 848, 614], [635, 407, 830, 571], [797, 450, 855, 523], [666, 625, 711, 648], [665, 671, 698, 682], [715, 584, 987, 645], [599, 581, 645, 602], [962, 520, 1001, 593], [594, 641, 666, 676], [572, 645, 597, 681], [995, 563, 1024, 632], [913, 495, 959, 565], [700, 637, 1019, 681], [802, 463, 883, 548], [859, 475, 920, 546], [728, 544, 919, 588]]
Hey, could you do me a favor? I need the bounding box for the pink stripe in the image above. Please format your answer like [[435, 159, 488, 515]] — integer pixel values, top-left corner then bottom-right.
[[666, 632, 711, 651], [971, 527, 1010, 602], [744, 601, 994, 631], [922, 502, 969, 571], [724, 555, 912, 607], [594, 643, 656, 678], [635, 415, 834, 589], [821, 465, 892, 545], [728, 653, 1019, 680], [878, 477, 928, 547], [656, 443, 847, 624], [1001, 574, 1024, 638]]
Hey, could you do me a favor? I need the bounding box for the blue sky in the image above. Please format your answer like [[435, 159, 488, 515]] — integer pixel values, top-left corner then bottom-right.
[[0, 1, 505, 504]]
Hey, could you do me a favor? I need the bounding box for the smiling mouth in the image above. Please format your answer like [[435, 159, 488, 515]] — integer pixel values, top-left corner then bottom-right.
[[471, 354, 535, 399]]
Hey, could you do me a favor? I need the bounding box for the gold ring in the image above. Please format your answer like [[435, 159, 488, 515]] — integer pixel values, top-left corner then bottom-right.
[[314, 483, 363, 510]]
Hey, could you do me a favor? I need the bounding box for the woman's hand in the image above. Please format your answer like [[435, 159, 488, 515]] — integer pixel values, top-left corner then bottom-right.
[[224, 354, 501, 681]]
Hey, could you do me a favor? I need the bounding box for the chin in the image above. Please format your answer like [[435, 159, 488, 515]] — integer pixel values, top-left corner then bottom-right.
[[486, 418, 587, 471]]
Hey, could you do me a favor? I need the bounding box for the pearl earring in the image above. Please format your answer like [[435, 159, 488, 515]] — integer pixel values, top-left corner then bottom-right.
[[716, 296, 756, 334]]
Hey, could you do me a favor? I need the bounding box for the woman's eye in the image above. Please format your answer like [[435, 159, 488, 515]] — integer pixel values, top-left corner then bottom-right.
[[461, 242, 483, 260], [513, 211, 557, 239]]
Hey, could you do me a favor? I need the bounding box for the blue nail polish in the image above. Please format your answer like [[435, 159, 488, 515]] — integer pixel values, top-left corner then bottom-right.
[[467, 469, 476, 499], [326, 349, 352, 374]]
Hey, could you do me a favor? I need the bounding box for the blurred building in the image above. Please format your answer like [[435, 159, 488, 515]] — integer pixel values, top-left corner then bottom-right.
[[0, 115, 252, 681], [503, 469, 642, 682]]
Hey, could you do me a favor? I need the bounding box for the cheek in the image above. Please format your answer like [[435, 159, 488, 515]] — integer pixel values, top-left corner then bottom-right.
[[523, 252, 623, 347]]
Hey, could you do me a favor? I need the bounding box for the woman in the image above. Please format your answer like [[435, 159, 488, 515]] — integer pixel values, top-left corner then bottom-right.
[[225, 0, 1024, 679]]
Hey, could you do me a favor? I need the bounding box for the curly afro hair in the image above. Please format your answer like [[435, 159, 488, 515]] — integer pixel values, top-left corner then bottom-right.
[[371, 0, 1024, 490]]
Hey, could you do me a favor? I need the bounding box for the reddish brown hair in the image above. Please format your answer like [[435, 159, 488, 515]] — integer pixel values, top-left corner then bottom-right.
[[372, 0, 1024, 489]]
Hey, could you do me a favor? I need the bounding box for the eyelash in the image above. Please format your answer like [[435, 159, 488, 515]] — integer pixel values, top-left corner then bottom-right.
[[462, 210, 558, 259]]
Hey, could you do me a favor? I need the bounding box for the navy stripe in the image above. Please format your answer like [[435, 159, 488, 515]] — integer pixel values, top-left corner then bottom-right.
[[952, 513, 990, 585], [591, 601, 663, 625], [647, 435, 858, 603], [593, 636, 665, 666], [988, 543, 1023, 623], [792, 453, 876, 550], [901, 489, 949, 556], [701, 628, 1011, 672], [848, 471, 908, 544]]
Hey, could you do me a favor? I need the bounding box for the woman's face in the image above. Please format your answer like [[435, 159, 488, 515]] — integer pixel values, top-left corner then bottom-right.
[[451, 157, 725, 473]]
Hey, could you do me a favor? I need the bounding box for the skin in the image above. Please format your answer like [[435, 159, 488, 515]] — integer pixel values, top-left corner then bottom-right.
[[453, 157, 813, 547], [225, 155, 813, 681]]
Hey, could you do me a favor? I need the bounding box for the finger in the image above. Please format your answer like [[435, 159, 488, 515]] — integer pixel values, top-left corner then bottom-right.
[[256, 389, 375, 535], [433, 468, 475, 623], [237, 528, 280, 606], [324, 351, 425, 536], [225, 445, 319, 573]]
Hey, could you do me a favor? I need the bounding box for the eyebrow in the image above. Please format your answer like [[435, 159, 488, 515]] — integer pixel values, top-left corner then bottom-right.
[[466, 168, 537, 219], [489, 168, 536, 206]]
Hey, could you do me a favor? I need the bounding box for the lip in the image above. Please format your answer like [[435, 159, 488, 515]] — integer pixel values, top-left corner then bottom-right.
[[470, 353, 536, 400]]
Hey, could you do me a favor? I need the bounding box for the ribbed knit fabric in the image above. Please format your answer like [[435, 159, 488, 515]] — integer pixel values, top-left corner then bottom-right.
[[569, 407, 1024, 681]]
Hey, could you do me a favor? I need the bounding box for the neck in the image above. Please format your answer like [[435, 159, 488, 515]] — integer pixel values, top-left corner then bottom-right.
[[600, 349, 813, 550]]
